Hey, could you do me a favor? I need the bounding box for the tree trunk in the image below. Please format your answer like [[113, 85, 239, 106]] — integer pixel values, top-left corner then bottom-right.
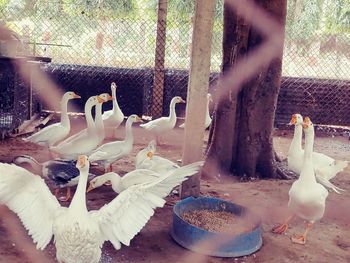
[[204, 0, 287, 179], [180, 0, 216, 199], [152, 0, 168, 118]]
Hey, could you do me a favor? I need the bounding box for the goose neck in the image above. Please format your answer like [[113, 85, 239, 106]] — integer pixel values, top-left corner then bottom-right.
[[69, 169, 88, 213], [85, 102, 96, 133], [19, 157, 43, 174], [112, 90, 121, 111], [103, 173, 120, 186], [169, 101, 177, 121], [60, 98, 70, 128], [205, 99, 210, 119], [124, 119, 134, 142], [299, 130, 316, 183], [95, 103, 105, 142], [289, 124, 303, 153]]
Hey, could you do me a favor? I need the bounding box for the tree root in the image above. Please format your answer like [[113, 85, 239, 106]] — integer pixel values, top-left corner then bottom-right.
[[274, 150, 283, 162], [276, 161, 297, 180]]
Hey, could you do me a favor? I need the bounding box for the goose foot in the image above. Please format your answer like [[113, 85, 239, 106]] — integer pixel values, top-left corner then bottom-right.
[[272, 215, 294, 234], [291, 222, 313, 245], [291, 235, 306, 245], [272, 223, 289, 234], [58, 187, 71, 202]]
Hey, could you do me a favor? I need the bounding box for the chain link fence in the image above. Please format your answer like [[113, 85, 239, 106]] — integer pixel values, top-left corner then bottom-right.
[[277, 0, 350, 126], [0, 0, 349, 128]]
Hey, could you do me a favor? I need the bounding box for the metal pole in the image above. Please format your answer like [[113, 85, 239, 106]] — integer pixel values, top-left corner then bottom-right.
[[180, 0, 216, 198]]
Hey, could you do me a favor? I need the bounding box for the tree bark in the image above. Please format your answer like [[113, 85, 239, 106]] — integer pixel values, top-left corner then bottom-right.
[[204, 0, 287, 179], [152, 0, 168, 118], [180, 0, 216, 199]]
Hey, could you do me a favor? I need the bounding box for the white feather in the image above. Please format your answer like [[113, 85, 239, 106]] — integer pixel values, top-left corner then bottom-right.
[[90, 161, 203, 248], [0, 163, 62, 249]]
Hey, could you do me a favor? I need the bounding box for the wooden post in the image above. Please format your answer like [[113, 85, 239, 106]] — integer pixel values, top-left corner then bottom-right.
[[151, 0, 168, 118], [180, 0, 216, 198]]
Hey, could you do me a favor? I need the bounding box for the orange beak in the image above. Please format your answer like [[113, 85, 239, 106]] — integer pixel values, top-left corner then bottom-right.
[[146, 151, 154, 159], [73, 92, 81, 99], [77, 155, 86, 168], [289, 114, 297, 125], [86, 184, 94, 193], [302, 116, 311, 129], [107, 94, 113, 101], [136, 116, 144, 123]]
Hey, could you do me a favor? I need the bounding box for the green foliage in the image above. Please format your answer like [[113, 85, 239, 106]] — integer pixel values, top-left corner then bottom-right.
[[289, 0, 323, 40], [34, 0, 63, 17], [62, 0, 136, 18], [0, 0, 10, 10], [286, 0, 350, 40], [322, 0, 350, 35]]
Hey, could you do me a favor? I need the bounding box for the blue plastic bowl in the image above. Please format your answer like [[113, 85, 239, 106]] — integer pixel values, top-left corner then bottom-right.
[[171, 196, 262, 257]]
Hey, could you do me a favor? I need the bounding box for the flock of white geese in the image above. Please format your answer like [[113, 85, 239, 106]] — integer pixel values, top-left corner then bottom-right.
[[0, 82, 348, 262]]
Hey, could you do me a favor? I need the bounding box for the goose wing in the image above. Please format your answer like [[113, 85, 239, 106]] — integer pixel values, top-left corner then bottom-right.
[[139, 117, 168, 131], [89, 161, 203, 250], [121, 169, 162, 189], [24, 123, 64, 144], [0, 163, 62, 249], [89, 142, 124, 162]]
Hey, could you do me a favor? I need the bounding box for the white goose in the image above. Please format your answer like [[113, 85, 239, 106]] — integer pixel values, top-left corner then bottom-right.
[[288, 113, 348, 193], [0, 155, 202, 263], [102, 82, 124, 138], [273, 117, 329, 245], [51, 95, 105, 160], [87, 166, 172, 194], [140, 96, 185, 144], [60, 93, 112, 146], [179, 93, 212, 129], [89, 115, 143, 172], [135, 140, 179, 173], [23, 91, 81, 146]]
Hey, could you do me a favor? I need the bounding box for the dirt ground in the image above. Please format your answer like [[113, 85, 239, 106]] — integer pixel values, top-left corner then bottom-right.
[[0, 121, 349, 263]]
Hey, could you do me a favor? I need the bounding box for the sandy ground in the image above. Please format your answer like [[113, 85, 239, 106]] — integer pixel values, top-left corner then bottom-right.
[[0, 121, 349, 263]]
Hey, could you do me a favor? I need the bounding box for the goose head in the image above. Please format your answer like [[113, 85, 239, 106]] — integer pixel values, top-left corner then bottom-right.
[[111, 82, 117, 91], [172, 96, 186, 104], [62, 91, 81, 101], [86, 95, 105, 107], [86, 172, 121, 192], [145, 140, 156, 160], [302, 117, 314, 134], [99, 93, 113, 103], [127, 114, 143, 124], [289, 113, 303, 126], [146, 151, 154, 160], [76, 155, 90, 173], [12, 155, 41, 173], [12, 154, 34, 165], [147, 140, 156, 153]]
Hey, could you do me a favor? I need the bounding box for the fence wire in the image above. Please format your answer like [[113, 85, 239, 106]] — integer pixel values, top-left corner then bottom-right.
[[0, 0, 349, 128]]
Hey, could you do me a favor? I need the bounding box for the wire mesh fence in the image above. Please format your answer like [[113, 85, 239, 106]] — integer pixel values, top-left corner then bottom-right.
[[0, 57, 47, 137], [0, 0, 349, 127]]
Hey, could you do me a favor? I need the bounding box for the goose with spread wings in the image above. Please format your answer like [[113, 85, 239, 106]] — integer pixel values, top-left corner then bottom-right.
[[0, 155, 202, 263]]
